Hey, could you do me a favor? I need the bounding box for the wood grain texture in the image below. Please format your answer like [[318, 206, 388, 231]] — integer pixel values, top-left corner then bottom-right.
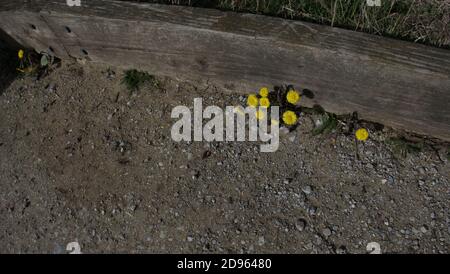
[[1, 0, 449, 140]]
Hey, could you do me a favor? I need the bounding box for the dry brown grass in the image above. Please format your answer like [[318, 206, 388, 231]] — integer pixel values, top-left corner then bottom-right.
[[127, 0, 450, 48]]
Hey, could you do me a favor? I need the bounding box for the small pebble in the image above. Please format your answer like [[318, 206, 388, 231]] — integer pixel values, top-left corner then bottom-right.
[[302, 185, 312, 195], [258, 236, 265, 246], [323, 228, 332, 237]]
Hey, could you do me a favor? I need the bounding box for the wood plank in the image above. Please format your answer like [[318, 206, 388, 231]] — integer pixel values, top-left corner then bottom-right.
[[1, 0, 449, 140]]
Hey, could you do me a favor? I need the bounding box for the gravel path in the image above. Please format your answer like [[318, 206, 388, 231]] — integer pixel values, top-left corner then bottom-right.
[[0, 62, 448, 254]]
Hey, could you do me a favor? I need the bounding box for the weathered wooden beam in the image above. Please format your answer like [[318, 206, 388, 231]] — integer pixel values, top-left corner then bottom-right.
[[1, 0, 449, 140]]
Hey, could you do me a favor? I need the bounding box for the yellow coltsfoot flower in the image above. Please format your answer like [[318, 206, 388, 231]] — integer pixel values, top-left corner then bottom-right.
[[282, 110, 298, 125], [255, 109, 265, 120], [286, 89, 301, 105], [259, 87, 269, 98], [259, 97, 270, 108], [355, 128, 369, 141], [18, 49, 24, 60], [247, 94, 259, 108]]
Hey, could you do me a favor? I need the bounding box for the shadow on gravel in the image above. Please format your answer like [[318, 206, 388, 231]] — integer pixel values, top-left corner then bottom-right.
[[0, 29, 21, 95]]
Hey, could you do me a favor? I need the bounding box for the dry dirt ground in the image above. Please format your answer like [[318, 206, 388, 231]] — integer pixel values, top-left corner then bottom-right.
[[0, 61, 449, 254]]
